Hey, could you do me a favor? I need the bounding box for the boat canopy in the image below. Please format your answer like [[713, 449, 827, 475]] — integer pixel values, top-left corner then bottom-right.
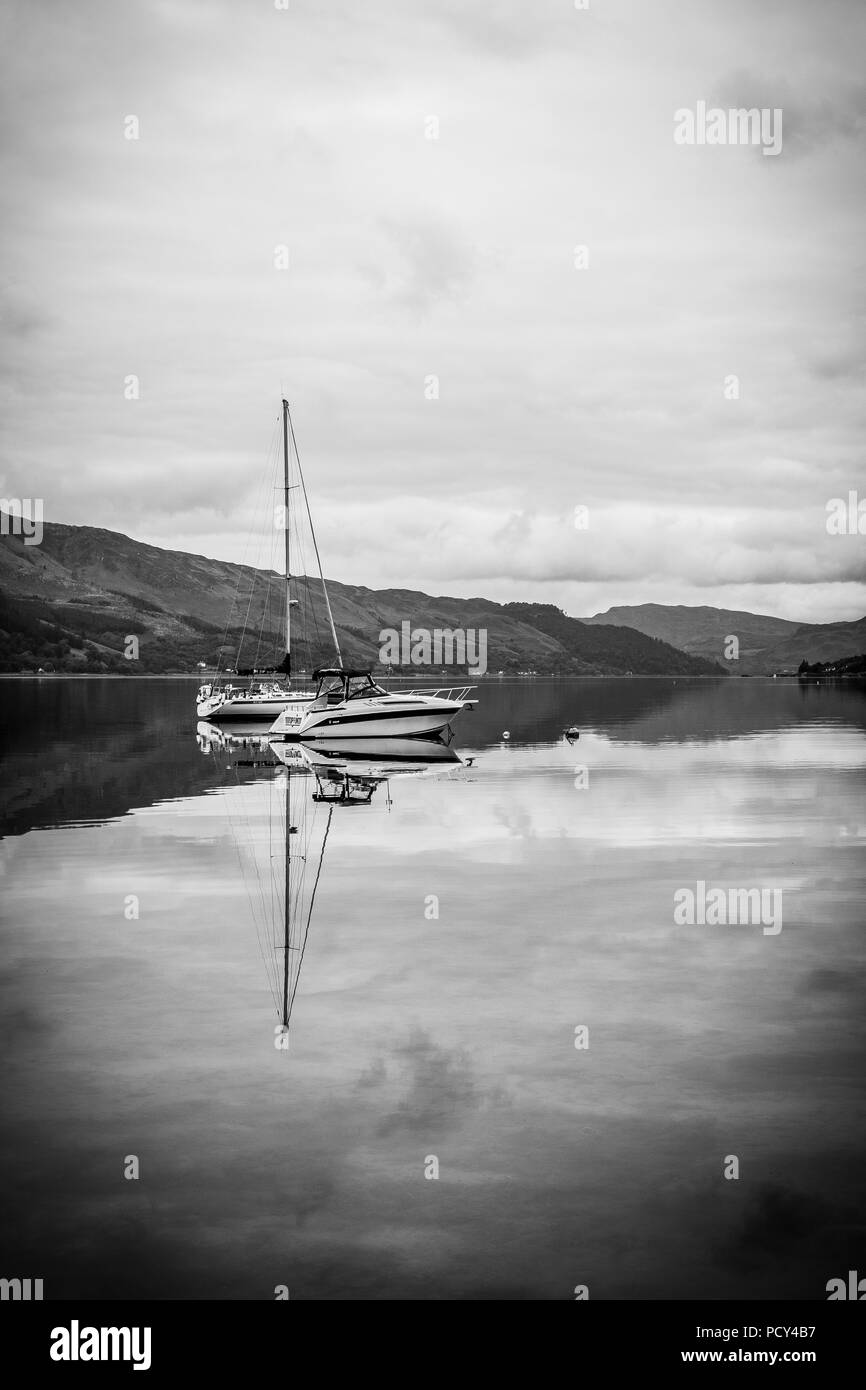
[[312, 667, 370, 679], [309, 667, 389, 706]]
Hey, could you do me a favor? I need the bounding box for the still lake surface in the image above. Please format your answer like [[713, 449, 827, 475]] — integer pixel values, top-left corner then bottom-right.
[[1, 676, 864, 1300]]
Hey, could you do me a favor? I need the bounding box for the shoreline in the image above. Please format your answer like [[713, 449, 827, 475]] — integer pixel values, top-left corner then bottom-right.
[[0, 672, 796, 682]]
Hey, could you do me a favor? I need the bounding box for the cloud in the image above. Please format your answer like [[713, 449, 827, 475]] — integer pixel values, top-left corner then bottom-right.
[[712, 67, 866, 160], [360, 216, 477, 318], [0, 0, 863, 624], [428, 0, 580, 60], [799, 967, 866, 997], [719, 1183, 856, 1277], [375, 1028, 485, 1136]]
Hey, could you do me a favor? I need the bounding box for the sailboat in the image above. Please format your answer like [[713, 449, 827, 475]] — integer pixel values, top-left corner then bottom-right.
[[195, 399, 342, 723], [199, 397, 478, 736]]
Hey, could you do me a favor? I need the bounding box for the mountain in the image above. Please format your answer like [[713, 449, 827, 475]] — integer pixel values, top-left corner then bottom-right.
[[585, 603, 866, 675], [503, 603, 722, 677], [584, 605, 800, 660], [0, 518, 722, 677]]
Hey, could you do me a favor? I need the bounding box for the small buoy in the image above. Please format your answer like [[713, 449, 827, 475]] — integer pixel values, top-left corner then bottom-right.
[[565, 727, 580, 739], [502, 730, 510, 740]]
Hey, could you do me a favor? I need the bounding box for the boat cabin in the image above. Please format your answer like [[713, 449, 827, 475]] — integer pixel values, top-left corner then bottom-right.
[[310, 668, 389, 708]]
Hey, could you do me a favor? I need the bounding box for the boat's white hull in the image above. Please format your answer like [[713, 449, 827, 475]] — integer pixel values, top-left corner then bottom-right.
[[282, 696, 471, 740], [197, 693, 314, 723]]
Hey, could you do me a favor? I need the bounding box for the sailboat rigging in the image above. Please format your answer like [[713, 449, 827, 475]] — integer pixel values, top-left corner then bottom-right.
[[274, 767, 333, 1047], [201, 729, 467, 1045], [198, 397, 479, 738], [196, 400, 342, 724]]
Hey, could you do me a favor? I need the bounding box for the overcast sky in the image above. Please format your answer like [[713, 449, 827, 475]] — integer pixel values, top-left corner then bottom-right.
[[2, 0, 864, 621]]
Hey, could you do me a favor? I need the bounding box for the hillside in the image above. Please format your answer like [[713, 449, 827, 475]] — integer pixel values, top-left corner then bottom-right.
[[755, 618, 866, 675], [584, 605, 800, 661], [504, 603, 721, 677], [585, 603, 866, 675], [798, 653, 866, 679], [0, 518, 722, 677]]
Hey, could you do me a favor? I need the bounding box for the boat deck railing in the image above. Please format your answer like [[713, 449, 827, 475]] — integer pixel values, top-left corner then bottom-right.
[[389, 685, 477, 702]]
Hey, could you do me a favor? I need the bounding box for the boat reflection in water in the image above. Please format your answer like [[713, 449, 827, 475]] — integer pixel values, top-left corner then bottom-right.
[[196, 721, 276, 758], [197, 723, 467, 1043], [275, 735, 464, 806]]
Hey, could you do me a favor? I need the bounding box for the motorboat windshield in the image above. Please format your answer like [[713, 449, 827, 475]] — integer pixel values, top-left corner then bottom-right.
[[309, 669, 388, 708]]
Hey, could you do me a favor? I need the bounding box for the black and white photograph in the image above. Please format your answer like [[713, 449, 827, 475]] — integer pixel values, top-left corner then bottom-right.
[[1, 0, 864, 1351]]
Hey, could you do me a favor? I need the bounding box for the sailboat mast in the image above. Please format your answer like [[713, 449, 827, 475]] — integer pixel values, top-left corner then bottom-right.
[[284, 402, 343, 670], [282, 767, 290, 1030], [282, 399, 291, 671]]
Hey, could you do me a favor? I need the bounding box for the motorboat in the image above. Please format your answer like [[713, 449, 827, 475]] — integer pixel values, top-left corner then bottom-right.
[[270, 668, 476, 740]]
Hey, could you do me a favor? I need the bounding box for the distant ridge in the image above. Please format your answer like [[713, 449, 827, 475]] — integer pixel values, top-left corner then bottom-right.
[[585, 603, 866, 675]]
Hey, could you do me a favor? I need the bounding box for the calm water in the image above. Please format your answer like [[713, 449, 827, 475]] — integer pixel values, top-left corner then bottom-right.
[[1, 676, 864, 1300]]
